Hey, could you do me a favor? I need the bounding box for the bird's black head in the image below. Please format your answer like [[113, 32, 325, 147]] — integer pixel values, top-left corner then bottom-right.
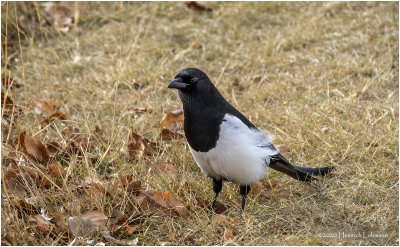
[[167, 68, 227, 112], [167, 68, 211, 92]]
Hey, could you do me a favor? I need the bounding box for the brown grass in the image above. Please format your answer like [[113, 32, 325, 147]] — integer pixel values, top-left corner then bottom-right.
[[1, 2, 399, 245]]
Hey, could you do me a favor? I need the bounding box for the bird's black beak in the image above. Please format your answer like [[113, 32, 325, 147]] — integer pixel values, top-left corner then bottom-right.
[[167, 78, 190, 89]]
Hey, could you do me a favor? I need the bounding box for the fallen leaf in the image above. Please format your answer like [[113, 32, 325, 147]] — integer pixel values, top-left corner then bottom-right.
[[83, 176, 105, 193], [185, 1, 212, 11], [62, 126, 89, 152], [250, 182, 263, 195], [17, 164, 52, 189], [13, 131, 50, 164], [40, 111, 67, 129], [29, 214, 60, 235], [118, 173, 133, 186], [119, 225, 139, 237], [261, 180, 277, 190], [2, 165, 18, 179], [156, 109, 184, 130], [54, 208, 69, 233], [12, 197, 39, 213], [132, 190, 188, 217], [1, 71, 21, 89], [100, 229, 127, 245], [252, 76, 266, 84], [35, 99, 60, 114], [232, 78, 244, 91], [211, 214, 229, 226], [224, 226, 235, 239], [68, 210, 108, 238], [126, 180, 142, 192], [47, 161, 65, 177], [1, 92, 15, 110], [275, 144, 289, 157], [126, 130, 159, 158], [2, 177, 27, 198], [197, 199, 227, 214], [160, 128, 185, 140], [45, 141, 63, 157], [150, 162, 178, 181], [109, 209, 128, 226], [183, 232, 196, 245], [132, 107, 152, 114]]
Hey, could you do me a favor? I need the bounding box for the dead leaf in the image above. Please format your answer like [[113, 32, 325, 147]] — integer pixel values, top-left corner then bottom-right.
[[275, 144, 289, 157], [156, 109, 184, 130], [119, 225, 139, 237], [62, 126, 89, 152], [183, 232, 196, 245], [126, 180, 142, 192], [2, 177, 27, 198], [13, 131, 50, 164], [2, 165, 18, 179], [40, 111, 67, 129], [251, 180, 277, 194], [16, 164, 51, 189], [35, 99, 60, 114], [232, 78, 244, 91], [69, 210, 127, 244], [211, 214, 230, 227], [250, 182, 263, 195], [29, 214, 60, 235], [132, 107, 152, 114], [45, 141, 63, 157], [160, 128, 185, 140], [68, 210, 109, 238], [44, 3, 74, 33], [185, 1, 212, 11], [100, 229, 127, 245], [126, 130, 159, 159], [261, 180, 277, 190], [1, 92, 15, 110], [197, 199, 227, 214], [118, 173, 133, 186], [252, 76, 266, 84], [132, 190, 188, 217], [224, 226, 235, 239], [1, 71, 21, 89], [83, 176, 105, 193], [47, 161, 65, 177], [12, 197, 39, 213], [150, 162, 178, 181], [54, 208, 69, 233], [109, 209, 128, 226]]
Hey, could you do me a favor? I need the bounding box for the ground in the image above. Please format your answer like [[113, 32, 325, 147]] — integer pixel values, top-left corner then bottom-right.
[[1, 2, 399, 246]]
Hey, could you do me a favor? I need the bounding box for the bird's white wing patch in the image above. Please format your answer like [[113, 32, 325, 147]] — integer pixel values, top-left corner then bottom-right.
[[188, 113, 278, 185]]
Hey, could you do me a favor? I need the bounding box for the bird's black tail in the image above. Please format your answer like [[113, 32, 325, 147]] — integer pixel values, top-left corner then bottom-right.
[[269, 154, 333, 182]]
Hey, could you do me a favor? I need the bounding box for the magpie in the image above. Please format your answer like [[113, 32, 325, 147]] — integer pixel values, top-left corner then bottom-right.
[[167, 68, 333, 212]]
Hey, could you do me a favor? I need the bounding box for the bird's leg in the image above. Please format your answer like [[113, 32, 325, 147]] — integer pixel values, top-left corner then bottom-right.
[[211, 178, 222, 212], [239, 185, 251, 212]]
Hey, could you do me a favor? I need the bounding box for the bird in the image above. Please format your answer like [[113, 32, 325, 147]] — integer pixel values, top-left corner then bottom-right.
[[167, 68, 333, 212]]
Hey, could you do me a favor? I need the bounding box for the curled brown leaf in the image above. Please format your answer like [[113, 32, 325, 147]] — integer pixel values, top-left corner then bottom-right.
[[126, 130, 159, 159], [40, 111, 67, 129]]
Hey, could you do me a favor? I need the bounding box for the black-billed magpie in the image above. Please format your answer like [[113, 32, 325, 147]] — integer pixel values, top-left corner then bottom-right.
[[167, 68, 333, 212]]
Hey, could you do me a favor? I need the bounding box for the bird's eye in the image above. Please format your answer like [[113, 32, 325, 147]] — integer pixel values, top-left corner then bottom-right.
[[191, 77, 198, 84]]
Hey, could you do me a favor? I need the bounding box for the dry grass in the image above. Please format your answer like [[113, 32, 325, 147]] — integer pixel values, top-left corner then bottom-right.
[[1, 2, 399, 245]]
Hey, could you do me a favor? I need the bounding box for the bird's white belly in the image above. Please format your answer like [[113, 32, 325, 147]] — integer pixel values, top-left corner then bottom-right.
[[188, 114, 278, 185]]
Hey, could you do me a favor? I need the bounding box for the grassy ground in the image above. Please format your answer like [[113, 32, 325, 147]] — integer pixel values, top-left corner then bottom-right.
[[1, 2, 399, 245]]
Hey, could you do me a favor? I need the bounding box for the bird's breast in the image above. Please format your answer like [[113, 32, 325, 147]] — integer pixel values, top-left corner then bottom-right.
[[187, 113, 278, 185]]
